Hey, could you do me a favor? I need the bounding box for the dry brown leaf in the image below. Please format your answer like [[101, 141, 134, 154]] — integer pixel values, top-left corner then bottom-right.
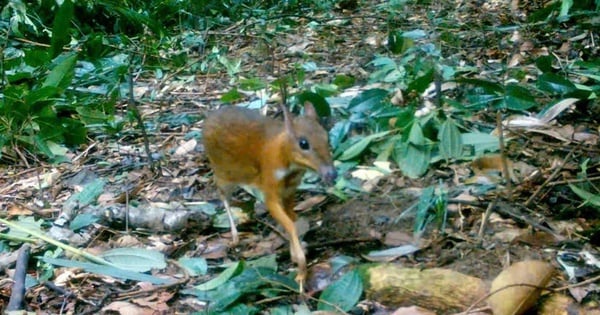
[[384, 230, 414, 246], [101, 301, 155, 315], [295, 195, 327, 212], [488, 260, 554, 315], [7, 204, 33, 216]]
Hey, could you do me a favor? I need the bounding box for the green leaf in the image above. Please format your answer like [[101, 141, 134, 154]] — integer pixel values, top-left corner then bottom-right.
[[50, 0, 74, 58], [439, 118, 463, 160], [569, 184, 600, 208], [348, 89, 388, 113], [458, 78, 504, 94], [333, 74, 355, 89], [7, 216, 44, 240], [63, 178, 105, 211], [246, 254, 277, 270], [407, 69, 434, 94], [317, 269, 363, 311], [329, 120, 351, 149], [339, 131, 391, 161], [537, 73, 577, 95], [239, 78, 266, 91], [41, 257, 172, 285], [43, 53, 77, 91], [415, 186, 435, 232], [396, 123, 431, 178], [195, 261, 243, 291], [535, 55, 554, 73], [407, 121, 425, 145], [69, 213, 99, 231], [388, 30, 413, 54], [504, 84, 537, 110], [25, 86, 59, 106], [461, 132, 500, 156], [221, 89, 242, 103], [399, 143, 431, 178], [178, 257, 208, 276], [101, 248, 167, 272]]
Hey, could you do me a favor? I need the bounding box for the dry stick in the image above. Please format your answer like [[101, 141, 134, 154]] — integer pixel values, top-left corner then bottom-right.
[[497, 204, 564, 240], [548, 175, 600, 186], [7, 244, 30, 311], [477, 199, 497, 238], [496, 111, 512, 199], [126, 67, 157, 173], [524, 145, 578, 207]]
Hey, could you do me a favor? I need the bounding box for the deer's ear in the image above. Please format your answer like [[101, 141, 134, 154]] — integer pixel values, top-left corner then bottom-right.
[[303, 101, 317, 119]]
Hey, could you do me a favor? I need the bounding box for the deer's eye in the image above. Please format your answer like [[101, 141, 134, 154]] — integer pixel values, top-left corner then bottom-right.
[[299, 137, 310, 150]]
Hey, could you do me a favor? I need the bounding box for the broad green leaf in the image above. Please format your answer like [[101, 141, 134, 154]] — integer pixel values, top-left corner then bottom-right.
[[330, 255, 359, 274], [6, 216, 44, 240], [239, 78, 266, 91], [178, 257, 208, 276], [333, 74, 355, 89], [50, 0, 74, 58], [537, 73, 576, 95], [221, 88, 243, 103], [369, 56, 396, 67], [439, 118, 463, 160], [339, 131, 391, 161], [399, 143, 431, 178], [313, 83, 339, 97], [246, 254, 277, 270], [195, 261, 243, 291], [535, 55, 554, 73], [61, 118, 87, 145], [25, 86, 59, 106], [41, 257, 172, 285], [458, 78, 504, 94], [76, 107, 110, 125], [569, 184, 600, 208], [504, 84, 537, 110], [317, 269, 363, 311], [65, 178, 105, 210], [388, 30, 413, 54], [407, 69, 434, 94], [407, 121, 425, 145], [43, 53, 77, 90], [329, 120, 351, 149], [461, 133, 500, 156], [101, 248, 167, 272], [69, 213, 99, 231], [348, 89, 388, 113]]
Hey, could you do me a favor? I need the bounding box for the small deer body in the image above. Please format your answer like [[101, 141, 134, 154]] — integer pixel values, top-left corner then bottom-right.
[[203, 103, 336, 291]]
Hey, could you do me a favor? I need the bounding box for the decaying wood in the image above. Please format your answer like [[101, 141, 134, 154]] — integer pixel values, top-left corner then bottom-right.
[[364, 264, 488, 313]]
